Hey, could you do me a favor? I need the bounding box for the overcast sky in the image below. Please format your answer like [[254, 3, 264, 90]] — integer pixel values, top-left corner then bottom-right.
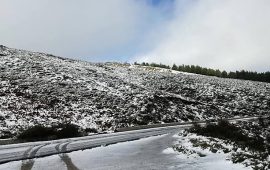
[[1, 0, 269, 72]]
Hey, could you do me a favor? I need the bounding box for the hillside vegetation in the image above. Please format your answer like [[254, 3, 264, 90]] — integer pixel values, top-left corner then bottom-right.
[[0, 45, 270, 138]]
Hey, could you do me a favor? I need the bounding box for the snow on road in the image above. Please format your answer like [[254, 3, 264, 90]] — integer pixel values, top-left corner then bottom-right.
[[0, 134, 249, 170]]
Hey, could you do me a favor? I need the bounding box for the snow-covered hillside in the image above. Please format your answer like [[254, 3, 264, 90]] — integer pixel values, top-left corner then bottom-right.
[[0, 45, 269, 137]]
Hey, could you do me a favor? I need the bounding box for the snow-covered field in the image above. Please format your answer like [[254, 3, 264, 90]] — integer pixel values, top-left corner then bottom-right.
[[0, 45, 270, 137]]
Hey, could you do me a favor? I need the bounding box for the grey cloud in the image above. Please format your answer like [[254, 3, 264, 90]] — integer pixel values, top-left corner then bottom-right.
[[0, 0, 156, 60], [135, 0, 270, 72]]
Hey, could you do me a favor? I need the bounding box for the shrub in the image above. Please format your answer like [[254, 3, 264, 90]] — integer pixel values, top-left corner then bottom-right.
[[266, 134, 270, 143], [0, 131, 12, 139], [258, 116, 266, 127], [189, 120, 266, 152], [190, 122, 202, 132], [17, 125, 56, 141], [85, 128, 98, 134], [17, 123, 82, 141], [56, 124, 81, 138], [190, 120, 247, 141]]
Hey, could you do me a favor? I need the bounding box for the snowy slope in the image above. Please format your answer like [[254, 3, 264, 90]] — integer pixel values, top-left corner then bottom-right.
[[0, 45, 269, 137]]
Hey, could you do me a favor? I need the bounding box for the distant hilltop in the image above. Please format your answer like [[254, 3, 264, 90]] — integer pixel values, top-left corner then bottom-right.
[[134, 62, 270, 83]]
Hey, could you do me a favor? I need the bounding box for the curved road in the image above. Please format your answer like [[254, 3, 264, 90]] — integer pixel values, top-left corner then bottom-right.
[[0, 116, 261, 165]]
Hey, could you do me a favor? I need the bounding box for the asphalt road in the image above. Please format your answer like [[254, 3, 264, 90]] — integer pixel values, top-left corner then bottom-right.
[[0, 116, 260, 164]]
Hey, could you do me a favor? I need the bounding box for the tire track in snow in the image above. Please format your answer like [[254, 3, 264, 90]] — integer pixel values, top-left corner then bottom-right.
[[55, 142, 80, 170], [28, 145, 47, 158], [55, 142, 70, 153]]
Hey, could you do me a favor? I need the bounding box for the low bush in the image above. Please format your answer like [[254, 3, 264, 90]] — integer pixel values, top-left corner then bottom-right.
[[17, 125, 56, 141], [190, 120, 266, 152], [17, 123, 82, 141], [0, 131, 12, 139], [85, 128, 98, 134], [56, 124, 81, 138]]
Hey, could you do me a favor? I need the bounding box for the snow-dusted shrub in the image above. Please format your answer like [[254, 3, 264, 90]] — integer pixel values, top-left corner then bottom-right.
[[17, 125, 56, 141], [56, 123, 82, 138], [17, 124, 82, 141], [190, 120, 266, 152]]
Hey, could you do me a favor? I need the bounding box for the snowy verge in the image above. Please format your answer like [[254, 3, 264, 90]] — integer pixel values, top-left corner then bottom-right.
[[169, 130, 269, 170]]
